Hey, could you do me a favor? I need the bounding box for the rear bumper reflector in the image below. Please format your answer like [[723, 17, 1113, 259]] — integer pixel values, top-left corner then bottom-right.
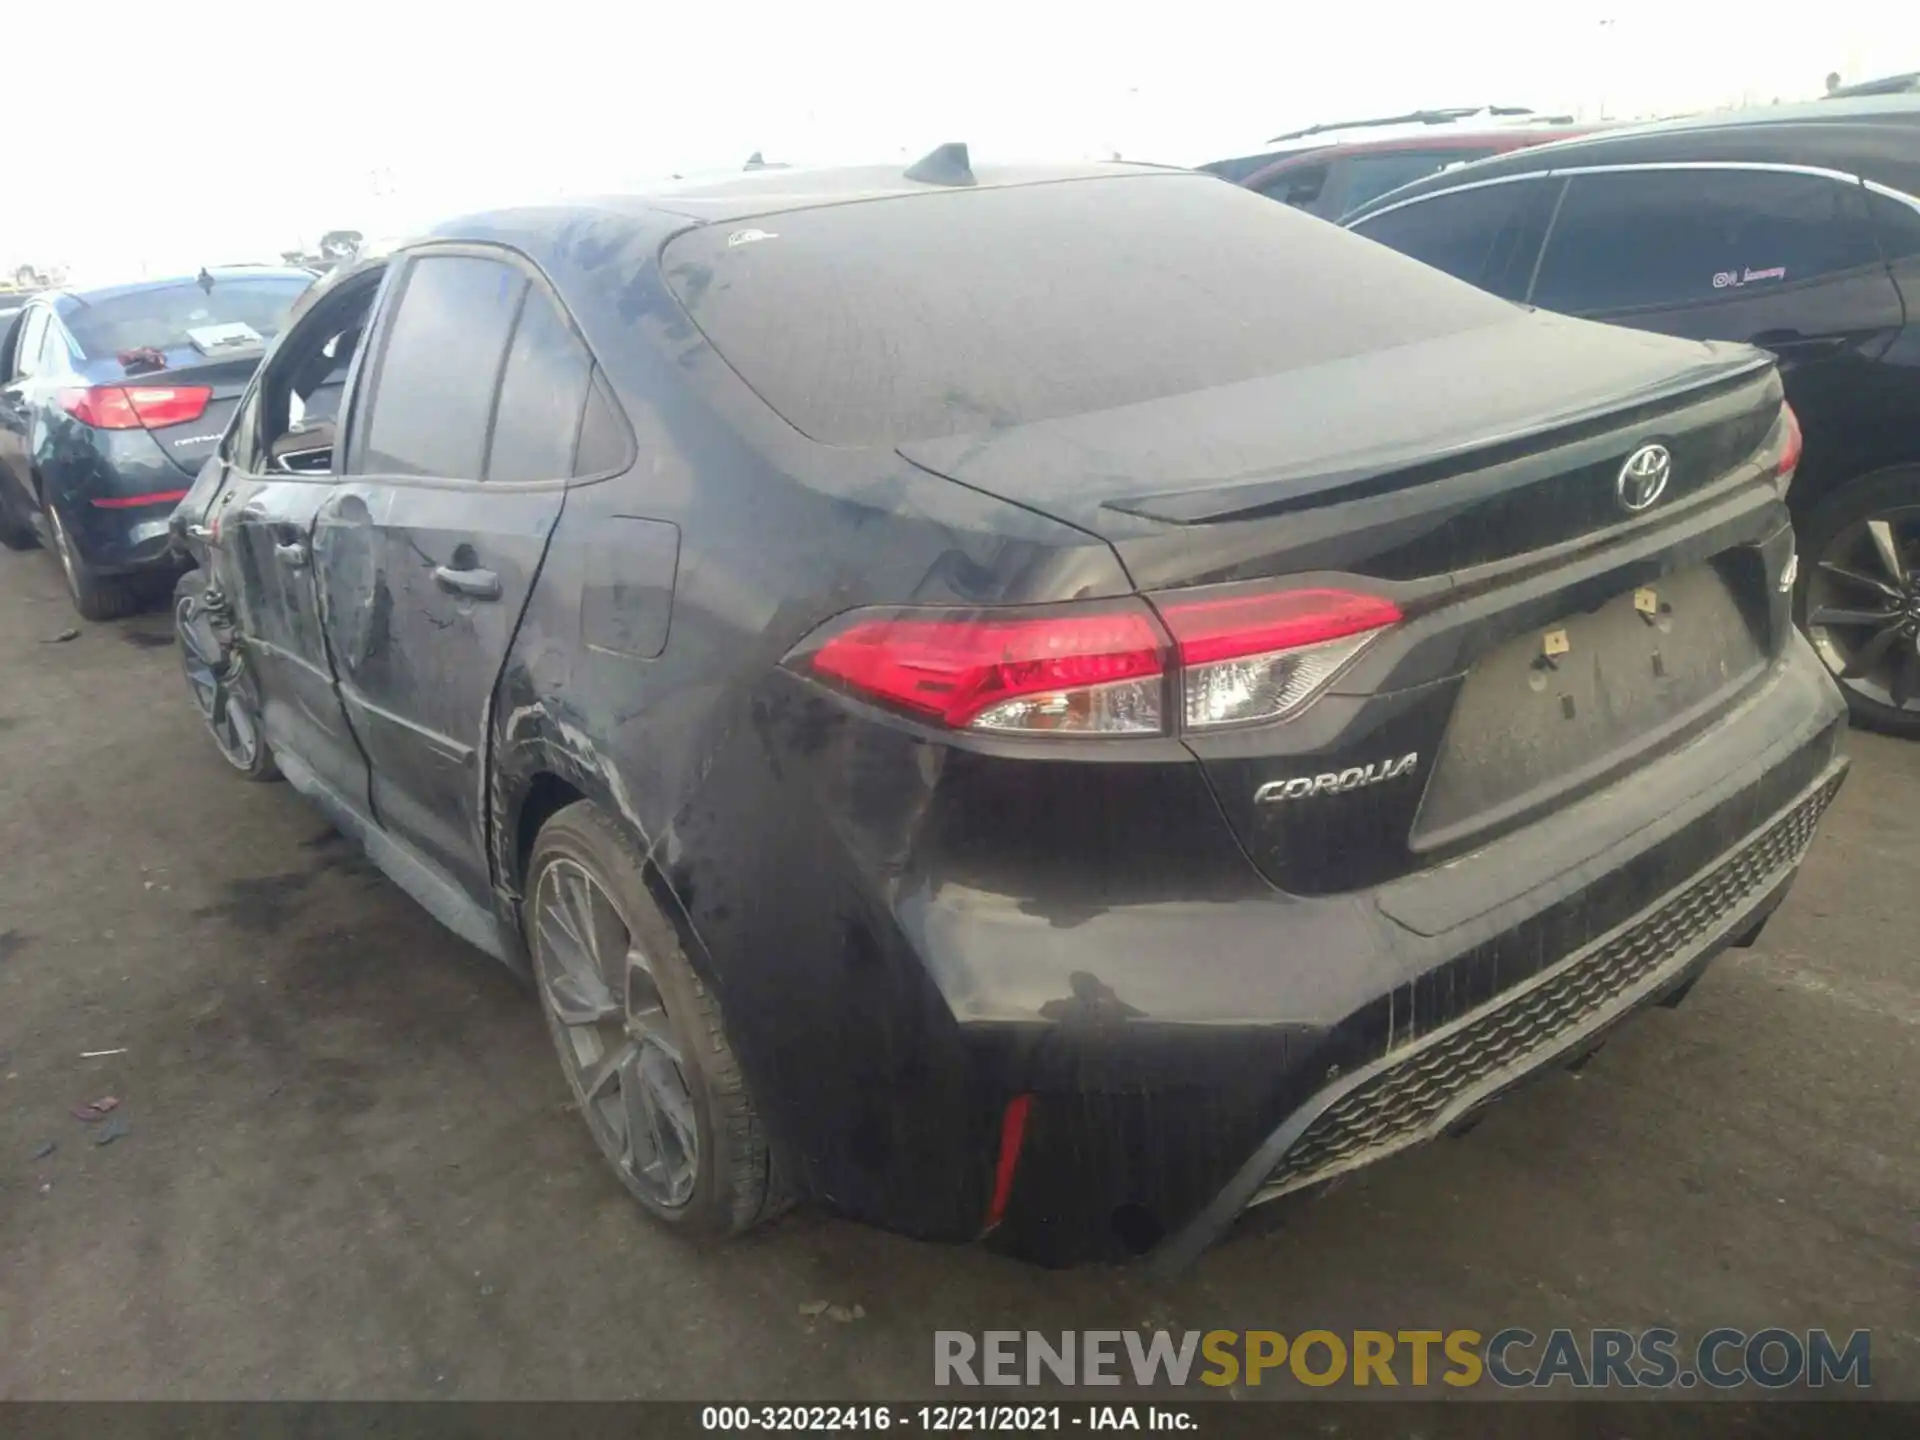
[[983, 1094, 1033, 1232], [91, 490, 189, 510]]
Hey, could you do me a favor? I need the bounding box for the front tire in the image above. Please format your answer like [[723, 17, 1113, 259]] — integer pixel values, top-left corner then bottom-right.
[[174, 570, 278, 780], [1796, 469, 1920, 739], [47, 500, 141, 620], [526, 801, 783, 1238]]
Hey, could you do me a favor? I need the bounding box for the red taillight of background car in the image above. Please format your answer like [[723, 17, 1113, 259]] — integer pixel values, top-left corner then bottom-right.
[[57, 385, 212, 431], [790, 586, 1401, 736]]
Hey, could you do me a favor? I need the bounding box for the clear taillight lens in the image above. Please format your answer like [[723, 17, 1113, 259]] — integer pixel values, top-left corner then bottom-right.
[[1159, 587, 1403, 730], [1178, 630, 1384, 729]]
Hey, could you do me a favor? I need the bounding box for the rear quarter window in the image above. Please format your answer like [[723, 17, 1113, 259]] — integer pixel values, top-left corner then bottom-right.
[[1531, 169, 1883, 316], [662, 174, 1514, 447], [1350, 178, 1553, 298]]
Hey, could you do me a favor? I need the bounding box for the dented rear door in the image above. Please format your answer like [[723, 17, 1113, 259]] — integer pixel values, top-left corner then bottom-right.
[[315, 250, 582, 907]]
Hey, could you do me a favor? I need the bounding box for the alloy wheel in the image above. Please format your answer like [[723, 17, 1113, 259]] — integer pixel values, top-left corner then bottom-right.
[[1805, 506, 1920, 715], [533, 857, 700, 1210], [174, 592, 262, 770], [47, 505, 80, 595]]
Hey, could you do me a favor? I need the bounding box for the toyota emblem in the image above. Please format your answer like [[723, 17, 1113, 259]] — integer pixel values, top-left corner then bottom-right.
[[1616, 444, 1673, 513]]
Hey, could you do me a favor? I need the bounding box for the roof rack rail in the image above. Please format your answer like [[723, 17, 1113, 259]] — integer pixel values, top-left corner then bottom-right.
[[1266, 105, 1537, 144]]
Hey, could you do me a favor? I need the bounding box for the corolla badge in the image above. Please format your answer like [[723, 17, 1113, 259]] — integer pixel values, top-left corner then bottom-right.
[[1255, 752, 1420, 804], [1616, 444, 1672, 513]]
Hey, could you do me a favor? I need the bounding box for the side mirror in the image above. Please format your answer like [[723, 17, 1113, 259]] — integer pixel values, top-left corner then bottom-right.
[[270, 419, 336, 475]]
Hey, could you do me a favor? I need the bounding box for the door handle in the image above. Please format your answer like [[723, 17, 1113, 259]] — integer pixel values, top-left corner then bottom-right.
[[274, 540, 309, 568], [434, 564, 501, 600]]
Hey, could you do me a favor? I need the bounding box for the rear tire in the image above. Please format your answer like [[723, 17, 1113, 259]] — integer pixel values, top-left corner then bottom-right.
[[0, 483, 36, 551], [47, 500, 142, 621], [1795, 469, 1920, 739], [526, 801, 785, 1239]]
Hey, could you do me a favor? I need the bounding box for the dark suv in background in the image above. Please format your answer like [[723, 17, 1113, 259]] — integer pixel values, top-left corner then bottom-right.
[[1345, 96, 1920, 734]]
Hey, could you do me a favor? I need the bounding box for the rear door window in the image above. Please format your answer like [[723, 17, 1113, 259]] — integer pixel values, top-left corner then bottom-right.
[[354, 255, 527, 478], [485, 288, 595, 483], [1530, 169, 1883, 316], [1337, 149, 1499, 216], [1349, 178, 1554, 299], [661, 174, 1511, 447]]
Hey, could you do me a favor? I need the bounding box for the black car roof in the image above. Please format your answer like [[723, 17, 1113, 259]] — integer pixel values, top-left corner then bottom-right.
[[1343, 95, 1920, 222], [418, 159, 1196, 252]]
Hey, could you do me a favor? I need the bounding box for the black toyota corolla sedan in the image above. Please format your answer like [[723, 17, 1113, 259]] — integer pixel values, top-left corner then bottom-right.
[[0, 267, 313, 618], [168, 150, 1846, 1266]]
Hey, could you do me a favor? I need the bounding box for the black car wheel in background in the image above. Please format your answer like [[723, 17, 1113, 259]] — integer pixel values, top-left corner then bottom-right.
[[1343, 96, 1920, 736], [1796, 470, 1920, 734], [46, 496, 143, 620]]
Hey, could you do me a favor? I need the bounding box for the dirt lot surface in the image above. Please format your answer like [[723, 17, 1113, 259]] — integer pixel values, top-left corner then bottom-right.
[[1, 545, 1915, 1401]]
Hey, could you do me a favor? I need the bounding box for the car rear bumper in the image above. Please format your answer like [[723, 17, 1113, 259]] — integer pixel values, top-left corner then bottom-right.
[[64, 498, 189, 575], [943, 638, 1847, 1264], [1149, 753, 1843, 1270]]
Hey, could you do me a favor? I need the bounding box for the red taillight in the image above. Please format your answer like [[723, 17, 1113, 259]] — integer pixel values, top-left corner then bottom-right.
[[799, 601, 1169, 734], [1159, 588, 1404, 665], [58, 385, 212, 431], [1775, 401, 1803, 481], [790, 586, 1401, 736]]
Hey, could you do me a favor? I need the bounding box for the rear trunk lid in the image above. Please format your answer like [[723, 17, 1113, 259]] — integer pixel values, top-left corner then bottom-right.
[[901, 314, 1792, 895], [895, 311, 1770, 573]]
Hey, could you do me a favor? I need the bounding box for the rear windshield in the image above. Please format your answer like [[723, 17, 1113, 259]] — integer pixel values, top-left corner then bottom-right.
[[661, 173, 1511, 446], [65, 276, 311, 357]]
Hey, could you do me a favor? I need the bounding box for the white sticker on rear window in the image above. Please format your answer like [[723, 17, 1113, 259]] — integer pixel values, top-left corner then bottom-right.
[[727, 229, 779, 248], [186, 321, 264, 353]]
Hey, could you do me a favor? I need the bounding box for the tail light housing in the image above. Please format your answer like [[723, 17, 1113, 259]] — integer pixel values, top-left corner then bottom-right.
[[1160, 587, 1404, 731], [1765, 401, 1803, 497], [58, 385, 212, 431], [788, 585, 1401, 737]]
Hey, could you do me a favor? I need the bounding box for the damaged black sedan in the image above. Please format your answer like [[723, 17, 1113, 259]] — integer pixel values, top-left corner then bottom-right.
[[170, 152, 1847, 1266]]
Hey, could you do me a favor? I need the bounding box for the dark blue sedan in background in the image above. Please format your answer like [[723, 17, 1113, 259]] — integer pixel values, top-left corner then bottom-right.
[[0, 268, 313, 618]]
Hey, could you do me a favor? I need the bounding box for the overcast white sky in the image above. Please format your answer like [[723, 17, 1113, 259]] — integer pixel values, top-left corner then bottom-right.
[[10, 0, 1908, 283]]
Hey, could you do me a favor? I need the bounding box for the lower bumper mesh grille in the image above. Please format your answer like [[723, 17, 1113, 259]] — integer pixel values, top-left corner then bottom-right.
[[1258, 771, 1844, 1202]]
